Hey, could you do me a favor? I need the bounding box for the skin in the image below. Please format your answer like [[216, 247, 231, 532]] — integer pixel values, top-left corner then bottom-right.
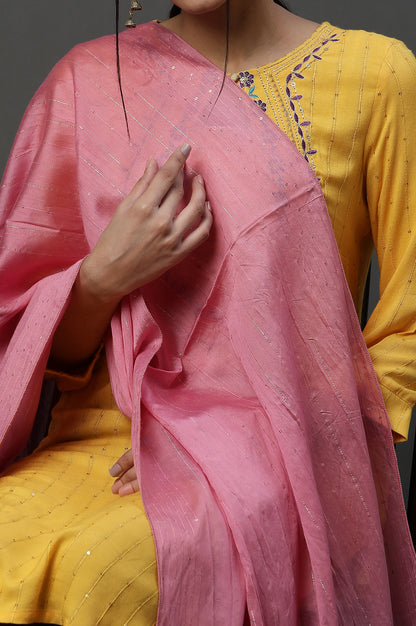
[[51, 146, 211, 367], [162, 0, 319, 75], [50, 0, 319, 497]]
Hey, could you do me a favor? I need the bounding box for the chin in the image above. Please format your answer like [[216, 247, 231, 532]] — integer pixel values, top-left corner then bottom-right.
[[171, 0, 227, 15]]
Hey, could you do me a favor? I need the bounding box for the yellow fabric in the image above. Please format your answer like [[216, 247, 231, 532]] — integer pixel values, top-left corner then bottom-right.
[[1, 21, 416, 625], [0, 354, 158, 626], [237, 23, 416, 441], [44, 344, 104, 392]]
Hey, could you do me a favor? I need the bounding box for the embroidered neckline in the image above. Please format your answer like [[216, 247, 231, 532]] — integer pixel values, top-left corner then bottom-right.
[[234, 22, 339, 76], [232, 23, 342, 110], [234, 25, 342, 176], [284, 32, 340, 169]]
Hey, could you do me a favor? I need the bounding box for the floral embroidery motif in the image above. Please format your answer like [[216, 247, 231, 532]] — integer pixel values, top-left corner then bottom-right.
[[285, 33, 340, 169], [234, 30, 341, 168], [237, 71, 267, 112], [255, 99, 267, 112], [238, 71, 254, 88]]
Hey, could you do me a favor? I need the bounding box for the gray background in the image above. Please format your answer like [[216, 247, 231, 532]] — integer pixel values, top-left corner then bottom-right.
[[1, 1, 415, 505]]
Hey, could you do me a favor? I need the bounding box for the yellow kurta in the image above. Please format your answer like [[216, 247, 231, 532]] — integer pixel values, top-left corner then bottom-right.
[[0, 21, 415, 625], [0, 354, 159, 626], [234, 23, 416, 441]]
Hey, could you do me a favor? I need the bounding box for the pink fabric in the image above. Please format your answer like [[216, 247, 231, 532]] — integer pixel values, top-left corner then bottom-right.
[[1, 22, 415, 624]]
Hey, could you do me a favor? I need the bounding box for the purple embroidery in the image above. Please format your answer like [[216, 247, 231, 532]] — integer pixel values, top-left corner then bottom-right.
[[237, 72, 267, 112], [285, 32, 340, 168], [235, 31, 341, 132], [238, 71, 254, 88], [255, 99, 267, 112]]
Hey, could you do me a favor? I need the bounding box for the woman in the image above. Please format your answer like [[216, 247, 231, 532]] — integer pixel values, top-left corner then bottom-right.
[[0, 0, 416, 624]]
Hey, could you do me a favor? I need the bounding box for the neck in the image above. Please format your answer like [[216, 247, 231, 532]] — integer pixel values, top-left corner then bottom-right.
[[162, 2, 319, 74]]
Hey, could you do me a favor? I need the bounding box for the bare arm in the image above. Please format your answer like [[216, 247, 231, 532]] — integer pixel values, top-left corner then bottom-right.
[[50, 145, 212, 369]]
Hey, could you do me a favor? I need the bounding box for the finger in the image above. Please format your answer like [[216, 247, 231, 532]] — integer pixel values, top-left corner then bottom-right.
[[127, 158, 159, 201], [111, 463, 137, 494], [142, 144, 192, 208], [111, 479, 122, 495], [179, 200, 213, 255], [118, 480, 140, 497], [113, 466, 137, 486], [156, 166, 185, 219], [122, 467, 136, 483], [109, 448, 134, 477], [111, 469, 139, 495], [173, 174, 207, 235]]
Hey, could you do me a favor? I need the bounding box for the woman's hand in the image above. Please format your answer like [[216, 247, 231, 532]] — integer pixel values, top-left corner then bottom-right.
[[110, 449, 139, 497], [81, 143, 212, 305], [50, 144, 212, 367]]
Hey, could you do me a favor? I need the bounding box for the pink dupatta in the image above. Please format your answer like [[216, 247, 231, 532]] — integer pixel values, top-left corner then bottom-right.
[[1, 22, 415, 624]]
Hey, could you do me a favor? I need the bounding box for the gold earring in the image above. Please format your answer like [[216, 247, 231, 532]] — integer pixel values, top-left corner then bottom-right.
[[125, 0, 142, 28]]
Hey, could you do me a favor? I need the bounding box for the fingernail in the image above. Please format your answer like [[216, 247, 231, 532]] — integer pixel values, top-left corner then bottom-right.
[[196, 174, 204, 187], [180, 143, 191, 157], [109, 462, 122, 477], [205, 200, 211, 212], [119, 483, 134, 497]]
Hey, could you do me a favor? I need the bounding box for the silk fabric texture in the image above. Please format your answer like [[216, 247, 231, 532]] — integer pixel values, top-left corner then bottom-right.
[[0, 23, 415, 625]]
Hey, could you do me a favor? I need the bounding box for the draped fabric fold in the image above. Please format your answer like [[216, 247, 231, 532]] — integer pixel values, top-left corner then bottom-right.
[[1, 22, 415, 624]]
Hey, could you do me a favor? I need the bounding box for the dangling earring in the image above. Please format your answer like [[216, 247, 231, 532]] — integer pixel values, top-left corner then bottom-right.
[[125, 0, 142, 28]]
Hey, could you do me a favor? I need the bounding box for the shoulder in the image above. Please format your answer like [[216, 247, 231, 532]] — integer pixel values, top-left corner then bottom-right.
[[54, 22, 158, 72], [340, 27, 409, 53], [41, 23, 158, 94], [45, 33, 117, 83], [35, 31, 131, 108], [327, 25, 416, 90], [313, 24, 416, 120]]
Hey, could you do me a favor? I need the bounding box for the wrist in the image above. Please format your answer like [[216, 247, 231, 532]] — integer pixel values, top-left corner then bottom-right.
[[78, 256, 122, 308]]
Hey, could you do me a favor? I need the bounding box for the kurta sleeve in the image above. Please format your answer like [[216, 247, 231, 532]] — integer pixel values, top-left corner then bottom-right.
[[45, 345, 103, 392], [363, 40, 416, 441]]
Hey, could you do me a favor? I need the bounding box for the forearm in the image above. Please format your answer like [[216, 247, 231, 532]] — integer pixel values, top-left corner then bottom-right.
[[49, 260, 120, 369], [49, 145, 210, 369]]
